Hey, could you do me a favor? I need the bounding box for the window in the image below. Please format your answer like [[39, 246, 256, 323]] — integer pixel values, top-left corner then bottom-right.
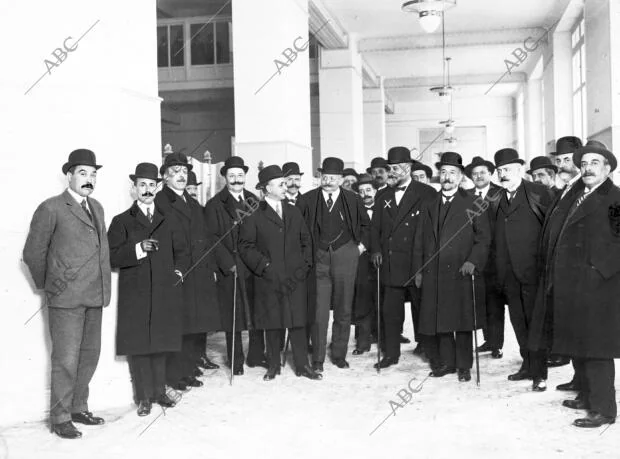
[[190, 21, 232, 65], [572, 17, 587, 139], [157, 25, 185, 68]]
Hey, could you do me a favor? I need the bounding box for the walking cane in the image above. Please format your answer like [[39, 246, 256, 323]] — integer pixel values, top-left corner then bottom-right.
[[376, 265, 381, 374], [230, 271, 238, 386], [281, 332, 290, 368], [471, 274, 480, 386]]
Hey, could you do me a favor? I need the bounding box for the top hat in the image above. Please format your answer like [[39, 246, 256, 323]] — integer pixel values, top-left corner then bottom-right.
[[160, 152, 193, 175], [527, 156, 558, 175], [256, 165, 284, 189], [435, 152, 465, 171], [464, 156, 495, 178], [129, 162, 161, 182], [342, 168, 359, 178], [282, 162, 303, 177], [317, 157, 345, 175], [187, 170, 202, 186], [366, 157, 388, 173], [62, 149, 102, 175], [411, 161, 433, 179], [387, 146, 413, 165], [552, 136, 583, 156], [573, 140, 617, 172], [220, 156, 249, 176], [494, 148, 525, 168]]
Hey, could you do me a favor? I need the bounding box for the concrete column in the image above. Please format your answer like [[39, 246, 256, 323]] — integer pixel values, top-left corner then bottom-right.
[[319, 40, 365, 171], [524, 79, 544, 161], [551, 30, 574, 142], [232, 0, 312, 189], [363, 80, 387, 166]]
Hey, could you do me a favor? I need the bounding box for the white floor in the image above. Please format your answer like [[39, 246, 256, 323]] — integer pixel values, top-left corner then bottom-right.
[[1, 314, 618, 459]]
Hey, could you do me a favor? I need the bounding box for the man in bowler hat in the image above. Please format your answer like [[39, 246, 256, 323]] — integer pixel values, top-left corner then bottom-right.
[[528, 156, 560, 195], [283, 162, 304, 205], [186, 170, 202, 202], [552, 136, 583, 197], [23, 149, 111, 439], [411, 161, 433, 185], [367, 157, 389, 196]]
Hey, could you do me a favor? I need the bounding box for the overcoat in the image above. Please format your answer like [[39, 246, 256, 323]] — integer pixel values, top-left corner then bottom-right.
[[353, 205, 377, 322], [154, 186, 221, 333], [415, 189, 490, 334], [550, 178, 620, 358], [204, 187, 258, 332], [238, 201, 313, 330], [23, 190, 111, 308], [108, 202, 190, 355], [370, 180, 436, 287]]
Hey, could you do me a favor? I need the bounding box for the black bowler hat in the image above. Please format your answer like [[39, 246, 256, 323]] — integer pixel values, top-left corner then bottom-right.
[[354, 173, 376, 192], [220, 156, 249, 176], [435, 152, 465, 171], [412, 161, 433, 179], [343, 168, 359, 178], [129, 162, 161, 182], [62, 149, 102, 175], [573, 140, 617, 172], [387, 146, 413, 164], [256, 165, 284, 189], [464, 156, 495, 178], [527, 156, 558, 175], [187, 170, 202, 186], [494, 148, 525, 168], [317, 157, 345, 175], [160, 152, 193, 175], [366, 157, 388, 173], [552, 136, 583, 156], [282, 162, 304, 176]]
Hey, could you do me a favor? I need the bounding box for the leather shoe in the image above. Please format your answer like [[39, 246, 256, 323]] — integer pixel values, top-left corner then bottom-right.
[[198, 357, 219, 370], [246, 356, 269, 369], [312, 361, 324, 373], [332, 359, 350, 369], [563, 398, 590, 410], [491, 349, 503, 359], [181, 376, 203, 387], [352, 347, 370, 355], [194, 368, 204, 377], [547, 355, 570, 367], [507, 369, 532, 381], [574, 412, 616, 428], [556, 380, 579, 391], [413, 344, 425, 356], [399, 335, 410, 344], [71, 411, 104, 426], [374, 357, 399, 369], [233, 366, 244, 376], [52, 421, 82, 439], [532, 378, 547, 392], [263, 367, 279, 381], [137, 400, 152, 416], [296, 365, 323, 380], [170, 380, 188, 391], [458, 369, 471, 382], [153, 394, 177, 408], [430, 365, 456, 377], [476, 342, 493, 353]]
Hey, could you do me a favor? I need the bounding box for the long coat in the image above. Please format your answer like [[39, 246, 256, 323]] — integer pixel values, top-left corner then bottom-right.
[[204, 187, 258, 332], [108, 202, 190, 355], [415, 189, 490, 334], [550, 179, 620, 358], [370, 181, 436, 287], [238, 201, 313, 330], [23, 190, 111, 308], [154, 186, 221, 333], [353, 205, 377, 322]]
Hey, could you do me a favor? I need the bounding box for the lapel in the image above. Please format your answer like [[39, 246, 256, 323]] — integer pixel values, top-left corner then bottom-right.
[[129, 201, 151, 229], [567, 179, 612, 226], [221, 187, 240, 222], [442, 190, 467, 232], [261, 201, 284, 228], [503, 183, 525, 217], [393, 182, 422, 230], [429, 194, 441, 241], [283, 202, 293, 232], [63, 190, 95, 230], [381, 188, 397, 220], [164, 186, 192, 220]]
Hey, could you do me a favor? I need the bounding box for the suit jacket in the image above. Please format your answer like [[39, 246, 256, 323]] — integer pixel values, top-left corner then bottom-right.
[[371, 180, 436, 287], [23, 190, 111, 308], [353, 204, 378, 321]]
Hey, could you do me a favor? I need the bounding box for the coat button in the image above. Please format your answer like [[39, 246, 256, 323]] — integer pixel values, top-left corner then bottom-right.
[[389, 250, 393, 255], [279, 228, 283, 232], [405, 223, 409, 226]]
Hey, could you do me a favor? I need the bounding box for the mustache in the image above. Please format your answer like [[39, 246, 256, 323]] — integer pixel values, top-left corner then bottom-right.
[[141, 192, 154, 197], [288, 184, 300, 189], [500, 177, 510, 182], [82, 183, 94, 189], [230, 181, 244, 186], [583, 172, 595, 177]]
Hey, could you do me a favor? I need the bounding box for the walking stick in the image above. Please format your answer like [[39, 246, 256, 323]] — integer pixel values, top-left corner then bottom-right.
[[281, 332, 290, 368], [471, 274, 480, 386], [230, 271, 238, 386], [376, 265, 381, 374]]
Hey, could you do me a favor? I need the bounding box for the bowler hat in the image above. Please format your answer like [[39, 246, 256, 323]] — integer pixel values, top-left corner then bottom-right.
[[552, 136, 582, 156], [387, 146, 413, 165], [342, 168, 359, 178], [256, 165, 284, 189], [366, 157, 388, 173], [129, 162, 161, 182], [494, 148, 525, 168], [412, 161, 433, 179], [356, 173, 375, 187], [160, 152, 193, 175], [220, 156, 249, 176], [464, 156, 495, 178], [435, 152, 465, 171], [187, 170, 202, 186], [527, 156, 558, 175], [317, 157, 344, 175], [62, 149, 102, 175], [282, 162, 304, 176], [573, 140, 617, 172]]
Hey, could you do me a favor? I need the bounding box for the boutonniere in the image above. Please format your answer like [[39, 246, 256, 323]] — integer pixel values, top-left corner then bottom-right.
[[608, 202, 620, 236], [384, 199, 392, 209]]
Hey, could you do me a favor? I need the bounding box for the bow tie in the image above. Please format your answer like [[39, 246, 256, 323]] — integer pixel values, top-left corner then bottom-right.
[[441, 194, 455, 201], [396, 186, 407, 191]]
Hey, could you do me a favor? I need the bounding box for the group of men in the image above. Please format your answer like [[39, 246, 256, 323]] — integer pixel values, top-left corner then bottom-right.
[[22, 135, 620, 439]]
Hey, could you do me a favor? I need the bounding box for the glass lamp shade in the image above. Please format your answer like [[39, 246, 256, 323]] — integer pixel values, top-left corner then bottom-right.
[[444, 123, 455, 134], [419, 10, 442, 33], [439, 92, 451, 104]]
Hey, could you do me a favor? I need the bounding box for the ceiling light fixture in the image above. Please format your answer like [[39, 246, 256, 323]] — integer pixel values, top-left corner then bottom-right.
[[402, 0, 456, 34]]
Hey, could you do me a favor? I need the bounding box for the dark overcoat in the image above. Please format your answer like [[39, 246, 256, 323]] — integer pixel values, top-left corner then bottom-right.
[[108, 202, 189, 355], [415, 189, 490, 334], [370, 180, 436, 287], [204, 187, 258, 332], [353, 205, 377, 322], [238, 201, 313, 330], [154, 186, 221, 333]]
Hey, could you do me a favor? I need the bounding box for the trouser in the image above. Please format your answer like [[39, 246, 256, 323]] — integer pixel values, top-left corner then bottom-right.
[[482, 278, 505, 349], [128, 353, 166, 401], [382, 285, 419, 359], [573, 358, 617, 418], [225, 330, 266, 364], [166, 334, 202, 384], [355, 314, 373, 351], [265, 327, 308, 371], [312, 241, 359, 363], [48, 306, 102, 424], [426, 332, 473, 370]]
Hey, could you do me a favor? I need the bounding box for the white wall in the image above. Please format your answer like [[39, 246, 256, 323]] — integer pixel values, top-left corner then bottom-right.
[[0, 0, 161, 426]]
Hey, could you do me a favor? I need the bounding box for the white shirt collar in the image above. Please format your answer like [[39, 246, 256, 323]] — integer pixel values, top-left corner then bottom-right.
[[264, 196, 282, 212], [322, 188, 340, 202], [137, 201, 155, 216], [230, 189, 244, 201], [567, 173, 582, 187], [167, 185, 185, 199], [475, 184, 490, 198], [285, 191, 299, 200], [442, 187, 459, 198], [506, 179, 522, 193], [584, 180, 605, 194], [395, 178, 412, 192], [67, 188, 89, 207]]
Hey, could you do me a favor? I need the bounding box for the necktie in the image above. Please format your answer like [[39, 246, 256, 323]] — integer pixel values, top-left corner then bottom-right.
[[396, 186, 407, 191], [238, 194, 244, 204], [441, 194, 454, 204], [146, 207, 153, 223], [326, 193, 334, 209], [574, 191, 588, 208], [81, 199, 93, 222], [438, 195, 453, 229], [507, 190, 516, 203], [476, 190, 483, 198]]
